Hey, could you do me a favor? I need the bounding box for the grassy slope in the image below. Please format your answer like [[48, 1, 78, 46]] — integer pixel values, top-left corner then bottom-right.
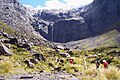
[[67, 30, 120, 49], [0, 21, 47, 74], [0, 44, 120, 79], [0, 21, 120, 80]]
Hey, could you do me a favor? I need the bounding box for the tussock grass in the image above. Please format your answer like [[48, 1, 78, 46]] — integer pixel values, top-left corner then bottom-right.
[[0, 60, 14, 74], [0, 35, 120, 80], [81, 65, 120, 80], [102, 66, 120, 80], [84, 67, 98, 76]]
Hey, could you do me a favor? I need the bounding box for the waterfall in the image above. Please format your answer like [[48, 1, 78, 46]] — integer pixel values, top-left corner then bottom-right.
[[52, 26, 53, 42]]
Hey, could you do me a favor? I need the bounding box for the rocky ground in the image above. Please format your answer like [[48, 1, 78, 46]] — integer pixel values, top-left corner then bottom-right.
[[0, 72, 78, 80]]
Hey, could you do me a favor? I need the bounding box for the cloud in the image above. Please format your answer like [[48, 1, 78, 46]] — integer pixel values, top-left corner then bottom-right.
[[23, 4, 41, 10], [44, 0, 65, 9], [23, 4, 34, 9], [43, 0, 93, 10], [64, 0, 93, 8], [24, 0, 94, 10]]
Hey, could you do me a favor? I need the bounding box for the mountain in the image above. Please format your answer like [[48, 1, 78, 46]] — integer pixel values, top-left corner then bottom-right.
[[83, 0, 120, 35], [0, 0, 120, 78], [0, 0, 55, 49], [0, 0, 120, 49], [33, 0, 120, 44], [33, 7, 90, 42], [0, 0, 39, 36]]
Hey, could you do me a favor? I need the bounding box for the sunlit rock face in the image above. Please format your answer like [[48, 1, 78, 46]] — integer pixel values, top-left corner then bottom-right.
[[0, 0, 37, 35], [31, 0, 120, 43]]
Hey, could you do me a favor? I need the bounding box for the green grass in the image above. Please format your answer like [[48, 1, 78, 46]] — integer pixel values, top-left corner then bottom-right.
[[104, 67, 120, 80], [0, 33, 120, 80], [0, 20, 24, 37], [0, 60, 14, 74]]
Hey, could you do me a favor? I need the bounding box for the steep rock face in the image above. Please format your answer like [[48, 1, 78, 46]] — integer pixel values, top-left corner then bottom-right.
[[32, 0, 120, 43], [33, 8, 89, 42], [51, 18, 91, 42], [0, 0, 36, 35], [83, 0, 120, 35]]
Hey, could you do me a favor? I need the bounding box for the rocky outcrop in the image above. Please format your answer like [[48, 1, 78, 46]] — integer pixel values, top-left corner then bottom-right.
[[0, 43, 13, 56], [32, 53, 46, 61], [4, 72, 79, 80], [0, 0, 38, 36]]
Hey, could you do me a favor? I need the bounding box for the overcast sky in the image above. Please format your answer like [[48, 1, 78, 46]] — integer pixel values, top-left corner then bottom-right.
[[18, 0, 94, 10]]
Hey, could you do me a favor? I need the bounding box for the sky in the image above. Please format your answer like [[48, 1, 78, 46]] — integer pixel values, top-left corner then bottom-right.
[[18, 0, 94, 10]]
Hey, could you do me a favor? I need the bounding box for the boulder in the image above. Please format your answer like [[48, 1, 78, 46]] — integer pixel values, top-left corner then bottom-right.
[[39, 70, 44, 73], [67, 49, 73, 55], [17, 43, 31, 50], [60, 53, 70, 57], [59, 59, 64, 63], [87, 54, 98, 58], [0, 30, 2, 36], [30, 59, 38, 64], [22, 43, 31, 50], [74, 46, 79, 49], [56, 45, 64, 50], [0, 58, 4, 61], [9, 38, 18, 44], [64, 47, 70, 50], [55, 49, 60, 53], [33, 53, 46, 61], [0, 44, 13, 56], [48, 63, 54, 67], [20, 76, 33, 79], [116, 64, 120, 68], [3, 32, 9, 38], [54, 66, 61, 72], [56, 58, 64, 63], [1, 39, 10, 43], [5, 44, 11, 49], [24, 60, 34, 68]]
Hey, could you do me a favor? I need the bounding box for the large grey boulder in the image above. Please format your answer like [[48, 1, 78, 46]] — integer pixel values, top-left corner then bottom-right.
[[3, 32, 9, 38], [0, 43, 13, 56], [20, 43, 31, 50], [24, 60, 34, 68], [30, 59, 38, 64], [59, 52, 70, 57]]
